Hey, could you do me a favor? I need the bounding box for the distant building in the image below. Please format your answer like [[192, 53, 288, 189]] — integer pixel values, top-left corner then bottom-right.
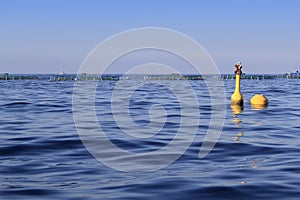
[[4, 73, 9, 80], [286, 70, 300, 78]]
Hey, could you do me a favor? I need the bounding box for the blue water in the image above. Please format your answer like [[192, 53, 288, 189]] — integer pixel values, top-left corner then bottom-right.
[[1, 78, 300, 199]]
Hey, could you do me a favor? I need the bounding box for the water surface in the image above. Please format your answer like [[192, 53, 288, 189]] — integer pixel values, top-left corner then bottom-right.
[[1, 78, 300, 199]]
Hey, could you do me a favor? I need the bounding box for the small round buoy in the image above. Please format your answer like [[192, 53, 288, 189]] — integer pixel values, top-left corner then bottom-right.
[[250, 94, 268, 106]]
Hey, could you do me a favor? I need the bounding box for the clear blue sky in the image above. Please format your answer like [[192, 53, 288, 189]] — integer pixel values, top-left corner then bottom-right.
[[0, 0, 299, 74]]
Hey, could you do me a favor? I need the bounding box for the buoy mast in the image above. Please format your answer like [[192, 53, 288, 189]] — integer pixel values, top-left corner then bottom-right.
[[231, 61, 244, 106]]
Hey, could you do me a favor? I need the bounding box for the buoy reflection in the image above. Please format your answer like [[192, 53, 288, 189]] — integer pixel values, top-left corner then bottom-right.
[[231, 104, 244, 142], [251, 104, 268, 110], [231, 104, 244, 116]]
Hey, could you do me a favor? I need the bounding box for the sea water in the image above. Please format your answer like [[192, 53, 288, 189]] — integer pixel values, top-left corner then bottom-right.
[[0, 77, 300, 199]]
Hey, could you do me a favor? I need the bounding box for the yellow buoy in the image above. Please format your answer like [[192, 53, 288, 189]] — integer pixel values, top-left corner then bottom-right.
[[250, 94, 268, 109], [231, 61, 244, 105]]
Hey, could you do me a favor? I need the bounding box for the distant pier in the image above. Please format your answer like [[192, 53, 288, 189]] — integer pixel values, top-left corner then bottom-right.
[[1, 73, 299, 81], [0, 73, 38, 80], [218, 74, 289, 80]]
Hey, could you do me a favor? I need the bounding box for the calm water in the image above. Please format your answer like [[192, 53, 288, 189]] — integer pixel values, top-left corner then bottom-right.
[[1, 77, 300, 199]]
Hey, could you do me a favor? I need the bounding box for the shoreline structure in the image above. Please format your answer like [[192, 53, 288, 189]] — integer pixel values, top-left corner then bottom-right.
[[0, 72, 299, 81]]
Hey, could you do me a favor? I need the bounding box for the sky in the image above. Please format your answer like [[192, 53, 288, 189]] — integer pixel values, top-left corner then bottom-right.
[[0, 0, 299, 74]]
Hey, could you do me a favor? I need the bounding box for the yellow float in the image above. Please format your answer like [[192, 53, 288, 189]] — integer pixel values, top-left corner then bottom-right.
[[250, 94, 268, 109]]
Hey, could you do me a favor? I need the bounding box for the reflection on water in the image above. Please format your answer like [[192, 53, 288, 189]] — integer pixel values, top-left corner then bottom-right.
[[231, 104, 243, 116], [251, 104, 268, 110], [231, 104, 244, 142]]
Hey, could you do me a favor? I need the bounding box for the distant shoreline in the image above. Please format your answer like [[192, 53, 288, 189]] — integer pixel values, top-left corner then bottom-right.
[[1, 72, 299, 81], [0, 72, 293, 75]]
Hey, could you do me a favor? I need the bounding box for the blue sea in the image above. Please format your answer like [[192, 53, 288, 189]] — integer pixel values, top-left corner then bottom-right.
[[1, 76, 300, 200]]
